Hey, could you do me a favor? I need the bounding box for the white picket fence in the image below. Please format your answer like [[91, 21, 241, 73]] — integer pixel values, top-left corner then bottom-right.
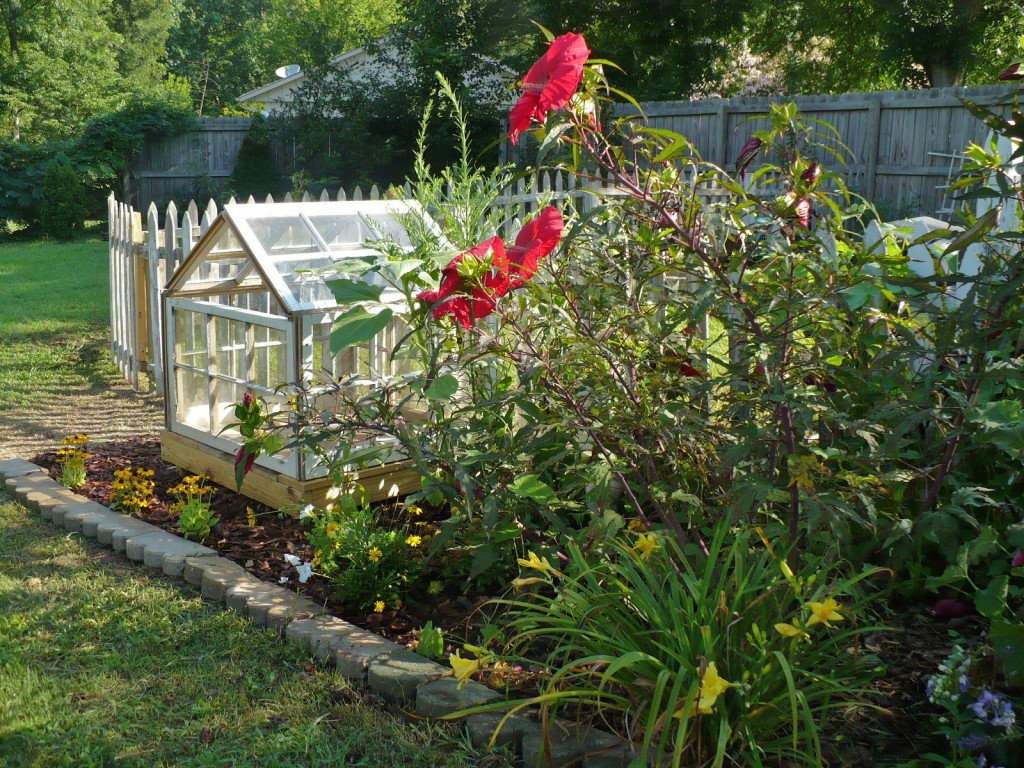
[[108, 172, 722, 394]]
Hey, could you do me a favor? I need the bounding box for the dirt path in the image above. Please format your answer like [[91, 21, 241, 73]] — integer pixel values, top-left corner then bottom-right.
[[0, 372, 164, 460]]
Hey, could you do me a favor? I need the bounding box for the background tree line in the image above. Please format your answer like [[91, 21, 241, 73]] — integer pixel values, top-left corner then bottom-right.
[[1, 0, 1021, 233]]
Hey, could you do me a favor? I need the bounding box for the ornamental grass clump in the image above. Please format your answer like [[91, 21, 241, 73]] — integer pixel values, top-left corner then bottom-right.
[[56, 433, 90, 490], [479, 523, 885, 768], [169, 474, 218, 541], [109, 466, 154, 515]]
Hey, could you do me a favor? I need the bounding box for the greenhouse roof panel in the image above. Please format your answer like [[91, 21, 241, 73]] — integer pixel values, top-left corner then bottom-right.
[[217, 200, 431, 313]]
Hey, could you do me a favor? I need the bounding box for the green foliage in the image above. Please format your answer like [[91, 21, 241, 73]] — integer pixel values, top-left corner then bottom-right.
[[489, 525, 883, 767], [227, 113, 287, 200], [303, 496, 422, 612], [170, 474, 219, 541], [39, 155, 87, 240]]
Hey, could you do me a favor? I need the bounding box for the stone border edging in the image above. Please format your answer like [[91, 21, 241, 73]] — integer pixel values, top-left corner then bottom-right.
[[0, 458, 633, 768]]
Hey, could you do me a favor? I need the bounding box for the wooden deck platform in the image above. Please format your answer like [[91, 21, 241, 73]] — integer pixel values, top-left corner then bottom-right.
[[160, 430, 421, 510]]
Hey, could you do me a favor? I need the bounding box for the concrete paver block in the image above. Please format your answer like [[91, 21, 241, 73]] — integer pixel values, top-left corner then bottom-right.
[[368, 649, 450, 703], [322, 626, 402, 682], [415, 677, 502, 718], [467, 712, 541, 753], [96, 516, 154, 546], [0, 459, 47, 478], [112, 520, 163, 552]]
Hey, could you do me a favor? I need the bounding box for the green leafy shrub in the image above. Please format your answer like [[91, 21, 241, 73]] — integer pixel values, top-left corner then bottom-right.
[[304, 495, 423, 612], [169, 474, 219, 541], [40, 155, 87, 239]]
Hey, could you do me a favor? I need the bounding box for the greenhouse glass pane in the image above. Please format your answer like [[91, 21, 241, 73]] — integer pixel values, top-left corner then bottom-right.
[[252, 327, 290, 390], [174, 309, 208, 370], [211, 379, 245, 435], [176, 368, 209, 430], [214, 316, 246, 381]]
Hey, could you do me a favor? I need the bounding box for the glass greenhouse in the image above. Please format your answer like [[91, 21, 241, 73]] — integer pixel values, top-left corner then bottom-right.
[[160, 200, 430, 507]]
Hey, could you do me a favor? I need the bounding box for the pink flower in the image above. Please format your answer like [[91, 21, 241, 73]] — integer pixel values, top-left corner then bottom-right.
[[509, 33, 590, 146], [508, 206, 563, 284], [243, 391, 256, 409], [1012, 550, 1024, 568], [416, 237, 512, 328]]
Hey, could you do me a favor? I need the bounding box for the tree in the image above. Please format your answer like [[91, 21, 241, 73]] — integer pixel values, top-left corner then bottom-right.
[[0, 0, 125, 142], [750, 0, 1024, 93], [106, 0, 175, 91], [535, 0, 750, 100]]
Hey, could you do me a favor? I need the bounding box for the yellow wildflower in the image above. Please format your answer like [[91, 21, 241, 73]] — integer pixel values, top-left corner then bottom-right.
[[368, 547, 383, 563], [427, 580, 444, 595], [696, 662, 734, 714], [449, 651, 482, 689], [634, 533, 661, 560], [373, 600, 386, 613], [774, 621, 810, 639], [805, 598, 844, 627], [627, 518, 649, 532], [246, 506, 257, 527], [406, 504, 423, 516], [405, 534, 422, 548], [517, 550, 557, 575], [326, 522, 340, 539]]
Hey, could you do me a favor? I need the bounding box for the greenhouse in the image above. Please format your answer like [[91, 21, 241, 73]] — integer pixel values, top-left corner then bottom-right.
[[160, 200, 429, 507]]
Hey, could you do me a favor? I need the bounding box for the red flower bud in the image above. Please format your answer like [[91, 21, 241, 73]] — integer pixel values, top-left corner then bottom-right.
[[1013, 550, 1024, 567], [929, 598, 971, 620], [999, 63, 1024, 81], [735, 137, 763, 181], [801, 162, 820, 185], [243, 391, 256, 409]]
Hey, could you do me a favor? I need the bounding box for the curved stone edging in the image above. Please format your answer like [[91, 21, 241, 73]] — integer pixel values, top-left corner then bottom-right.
[[0, 458, 634, 768]]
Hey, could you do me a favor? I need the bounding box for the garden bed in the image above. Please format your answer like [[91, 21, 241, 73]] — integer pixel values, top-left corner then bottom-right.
[[31, 434, 991, 766]]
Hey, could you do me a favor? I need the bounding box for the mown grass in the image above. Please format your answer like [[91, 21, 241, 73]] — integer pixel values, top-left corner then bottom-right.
[[0, 492, 511, 768], [0, 238, 121, 411]]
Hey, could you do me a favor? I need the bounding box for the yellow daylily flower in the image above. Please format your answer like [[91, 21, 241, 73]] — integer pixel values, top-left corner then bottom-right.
[[774, 621, 810, 639], [512, 576, 548, 590], [449, 651, 482, 689], [805, 598, 844, 627], [517, 550, 557, 575], [634, 533, 661, 561], [696, 662, 734, 714]]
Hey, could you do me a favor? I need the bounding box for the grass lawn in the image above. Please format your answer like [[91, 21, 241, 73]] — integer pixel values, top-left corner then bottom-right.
[[0, 238, 119, 412], [0, 492, 509, 768]]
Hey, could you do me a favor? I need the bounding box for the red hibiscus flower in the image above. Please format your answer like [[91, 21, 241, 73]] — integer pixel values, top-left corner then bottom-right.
[[508, 206, 563, 284], [416, 237, 512, 328], [509, 32, 590, 145]]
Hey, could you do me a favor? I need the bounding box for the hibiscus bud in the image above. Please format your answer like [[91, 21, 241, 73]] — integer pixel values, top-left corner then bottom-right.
[[735, 137, 763, 180], [243, 391, 256, 409], [998, 63, 1024, 81], [801, 162, 820, 185]]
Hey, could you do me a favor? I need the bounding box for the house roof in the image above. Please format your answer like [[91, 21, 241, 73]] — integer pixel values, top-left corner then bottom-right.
[[237, 46, 370, 104]]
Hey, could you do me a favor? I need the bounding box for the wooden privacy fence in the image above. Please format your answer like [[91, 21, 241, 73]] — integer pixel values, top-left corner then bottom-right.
[[614, 83, 1016, 219], [108, 171, 646, 394], [128, 117, 251, 214]]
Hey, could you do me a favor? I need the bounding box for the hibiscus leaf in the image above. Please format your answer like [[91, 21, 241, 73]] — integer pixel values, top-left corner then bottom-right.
[[991, 620, 1024, 684], [942, 206, 1000, 256], [974, 575, 1009, 618], [326, 278, 385, 304], [423, 374, 459, 401], [653, 137, 694, 164], [329, 306, 393, 354], [509, 473, 553, 504]]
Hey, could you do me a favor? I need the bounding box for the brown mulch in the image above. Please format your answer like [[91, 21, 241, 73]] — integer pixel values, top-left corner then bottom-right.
[[31, 436, 489, 651], [31, 435, 973, 765]]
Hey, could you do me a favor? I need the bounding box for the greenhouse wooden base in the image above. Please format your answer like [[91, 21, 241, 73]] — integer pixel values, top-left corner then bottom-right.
[[160, 431, 421, 510]]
